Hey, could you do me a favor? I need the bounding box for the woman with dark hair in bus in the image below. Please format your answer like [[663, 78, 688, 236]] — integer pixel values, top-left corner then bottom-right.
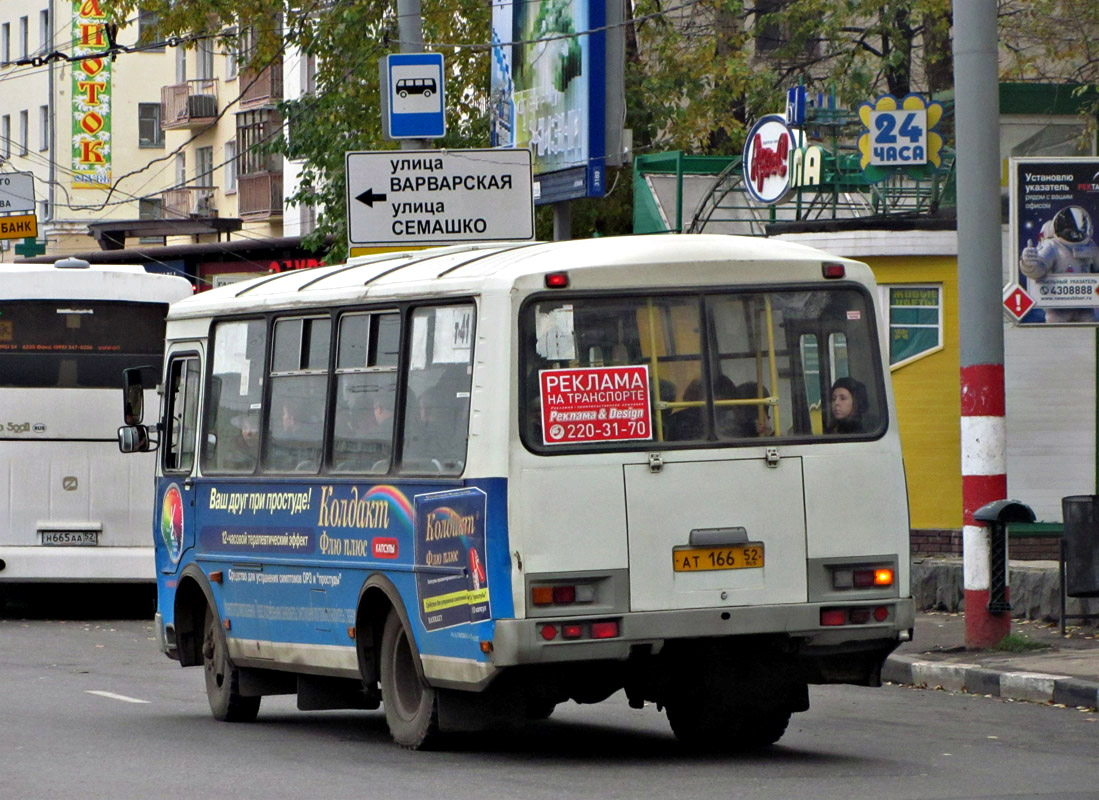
[[827, 376, 870, 434]]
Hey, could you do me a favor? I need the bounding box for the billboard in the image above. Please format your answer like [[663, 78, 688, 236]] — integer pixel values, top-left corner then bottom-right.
[[1009, 158, 1099, 324], [491, 0, 622, 204]]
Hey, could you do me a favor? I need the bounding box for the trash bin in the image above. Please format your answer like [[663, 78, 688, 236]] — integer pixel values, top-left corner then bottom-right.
[[1061, 495, 1099, 598]]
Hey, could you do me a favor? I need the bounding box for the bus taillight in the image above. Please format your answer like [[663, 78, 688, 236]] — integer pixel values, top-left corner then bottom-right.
[[820, 606, 891, 626], [537, 620, 620, 641], [831, 565, 895, 589], [531, 582, 594, 606], [590, 621, 619, 639]]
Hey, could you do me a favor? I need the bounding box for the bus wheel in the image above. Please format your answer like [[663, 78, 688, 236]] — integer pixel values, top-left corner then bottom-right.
[[202, 604, 260, 722], [734, 708, 791, 749], [380, 609, 440, 749], [666, 701, 790, 750]]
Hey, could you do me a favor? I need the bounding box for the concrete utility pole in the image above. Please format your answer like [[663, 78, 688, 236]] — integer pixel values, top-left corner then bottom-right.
[[952, 0, 1009, 649], [396, 0, 427, 151]]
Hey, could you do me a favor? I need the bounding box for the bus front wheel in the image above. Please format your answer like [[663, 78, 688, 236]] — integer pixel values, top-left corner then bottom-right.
[[380, 608, 440, 749], [202, 604, 260, 722]]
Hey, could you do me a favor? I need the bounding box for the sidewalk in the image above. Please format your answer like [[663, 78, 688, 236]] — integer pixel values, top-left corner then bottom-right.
[[883, 611, 1099, 710]]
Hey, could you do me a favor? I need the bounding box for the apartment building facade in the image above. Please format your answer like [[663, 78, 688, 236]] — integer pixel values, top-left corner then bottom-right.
[[0, 2, 315, 282]]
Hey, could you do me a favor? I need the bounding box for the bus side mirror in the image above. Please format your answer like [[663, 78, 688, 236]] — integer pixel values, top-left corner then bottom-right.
[[123, 367, 145, 425], [118, 425, 151, 453]]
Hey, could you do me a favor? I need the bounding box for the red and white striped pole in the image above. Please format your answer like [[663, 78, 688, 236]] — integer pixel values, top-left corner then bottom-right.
[[954, 0, 1009, 650], [961, 365, 1010, 648]]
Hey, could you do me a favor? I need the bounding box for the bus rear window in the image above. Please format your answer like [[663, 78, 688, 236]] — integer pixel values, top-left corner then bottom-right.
[[521, 288, 885, 450], [0, 300, 169, 388]]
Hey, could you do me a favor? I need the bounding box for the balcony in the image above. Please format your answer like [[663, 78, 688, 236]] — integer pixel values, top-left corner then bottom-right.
[[160, 186, 218, 219], [161, 79, 219, 129], [240, 60, 283, 109], [237, 172, 282, 220]]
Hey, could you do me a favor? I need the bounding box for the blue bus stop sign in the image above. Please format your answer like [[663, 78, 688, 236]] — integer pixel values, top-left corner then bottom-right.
[[383, 53, 446, 140]]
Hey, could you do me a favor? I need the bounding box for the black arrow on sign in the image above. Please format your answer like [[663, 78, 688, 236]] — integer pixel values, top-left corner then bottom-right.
[[355, 188, 387, 208]]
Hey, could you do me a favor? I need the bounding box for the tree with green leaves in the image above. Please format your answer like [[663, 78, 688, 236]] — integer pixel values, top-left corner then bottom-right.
[[999, 0, 1099, 136], [625, 0, 954, 156], [111, 0, 490, 261], [109, 1, 1096, 250]]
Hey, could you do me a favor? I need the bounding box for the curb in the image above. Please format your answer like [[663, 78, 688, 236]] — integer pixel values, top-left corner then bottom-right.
[[883, 654, 1099, 710]]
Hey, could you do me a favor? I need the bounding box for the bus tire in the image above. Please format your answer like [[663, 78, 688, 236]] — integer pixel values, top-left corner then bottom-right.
[[666, 702, 790, 751], [202, 604, 260, 722], [735, 709, 790, 749], [380, 608, 440, 749]]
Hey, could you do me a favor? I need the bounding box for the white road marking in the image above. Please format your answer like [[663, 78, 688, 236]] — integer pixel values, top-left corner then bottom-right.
[[85, 690, 150, 704]]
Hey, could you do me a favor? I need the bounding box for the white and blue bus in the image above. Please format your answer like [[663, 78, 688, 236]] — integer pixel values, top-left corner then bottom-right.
[[0, 258, 192, 586], [119, 235, 914, 750]]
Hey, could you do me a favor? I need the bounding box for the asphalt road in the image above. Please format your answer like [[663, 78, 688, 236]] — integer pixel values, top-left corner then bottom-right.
[[1, 594, 1097, 800]]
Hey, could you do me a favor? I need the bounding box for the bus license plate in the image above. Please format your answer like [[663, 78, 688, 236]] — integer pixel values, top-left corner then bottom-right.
[[673, 544, 764, 572], [39, 530, 99, 546]]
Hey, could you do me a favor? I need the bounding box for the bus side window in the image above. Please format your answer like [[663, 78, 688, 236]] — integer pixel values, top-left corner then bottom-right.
[[264, 315, 330, 473], [400, 305, 474, 475], [163, 355, 201, 473]]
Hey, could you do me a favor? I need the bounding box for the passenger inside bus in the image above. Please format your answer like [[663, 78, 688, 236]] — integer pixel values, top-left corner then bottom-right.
[[333, 380, 395, 472], [826, 376, 870, 434], [402, 366, 470, 473], [668, 375, 736, 441], [723, 382, 774, 438], [218, 409, 260, 470], [267, 394, 322, 471]]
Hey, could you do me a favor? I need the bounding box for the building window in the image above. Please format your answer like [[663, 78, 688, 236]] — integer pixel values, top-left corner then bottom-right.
[[19, 109, 28, 155], [236, 109, 280, 176], [224, 139, 237, 193], [137, 9, 164, 50], [1, 115, 10, 159], [300, 204, 316, 235], [2, 23, 10, 64], [196, 146, 214, 187], [39, 105, 48, 150], [175, 152, 186, 186], [139, 196, 165, 244], [224, 27, 239, 80], [138, 103, 163, 147], [301, 53, 317, 94], [880, 285, 943, 368], [38, 9, 49, 53], [197, 38, 214, 81], [18, 16, 28, 59]]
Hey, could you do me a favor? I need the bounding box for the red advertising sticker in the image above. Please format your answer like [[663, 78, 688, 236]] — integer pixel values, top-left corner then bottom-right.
[[372, 537, 399, 559], [540, 365, 653, 445]]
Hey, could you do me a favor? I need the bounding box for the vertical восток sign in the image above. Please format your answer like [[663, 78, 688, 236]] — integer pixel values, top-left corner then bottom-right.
[[72, 0, 111, 190]]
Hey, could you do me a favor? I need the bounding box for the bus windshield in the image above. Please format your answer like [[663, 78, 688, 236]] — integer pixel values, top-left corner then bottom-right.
[[0, 300, 171, 388], [522, 286, 884, 449]]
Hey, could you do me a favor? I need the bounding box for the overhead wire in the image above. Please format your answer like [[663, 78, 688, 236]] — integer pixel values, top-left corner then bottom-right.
[[1, 0, 698, 266]]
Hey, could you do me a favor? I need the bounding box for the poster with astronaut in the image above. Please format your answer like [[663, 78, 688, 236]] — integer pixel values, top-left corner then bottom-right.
[[1011, 157, 1099, 324]]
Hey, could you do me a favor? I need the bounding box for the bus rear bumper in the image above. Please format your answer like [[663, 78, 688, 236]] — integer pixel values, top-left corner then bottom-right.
[[490, 598, 916, 668], [0, 546, 154, 583]]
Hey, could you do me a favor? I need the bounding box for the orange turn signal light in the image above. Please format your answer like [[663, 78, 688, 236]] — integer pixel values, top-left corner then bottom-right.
[[874, 568, 894, 586]]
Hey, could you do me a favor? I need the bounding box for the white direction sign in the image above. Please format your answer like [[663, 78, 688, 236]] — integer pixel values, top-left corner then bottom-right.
[[345, 148, 534, 247], [0, 171, 36, 213]]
